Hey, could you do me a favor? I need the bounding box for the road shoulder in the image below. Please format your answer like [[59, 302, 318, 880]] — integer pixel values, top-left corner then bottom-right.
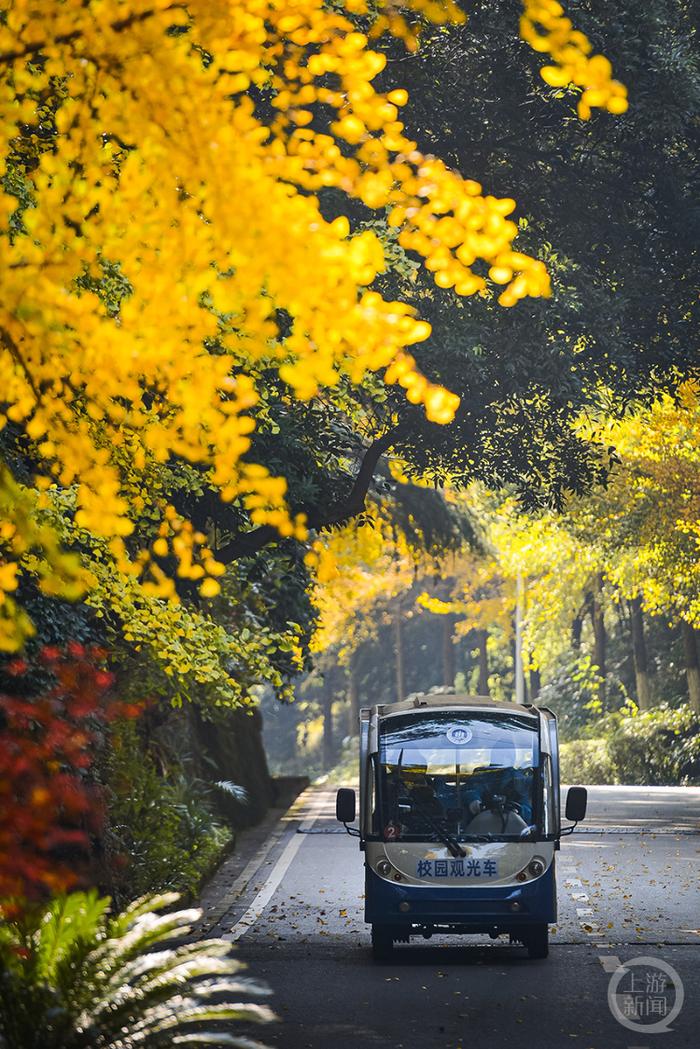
[[194, 781, 323, 938]]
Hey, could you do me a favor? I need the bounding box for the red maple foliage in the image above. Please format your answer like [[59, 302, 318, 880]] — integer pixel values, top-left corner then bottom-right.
[[0, 645, 139, 905]]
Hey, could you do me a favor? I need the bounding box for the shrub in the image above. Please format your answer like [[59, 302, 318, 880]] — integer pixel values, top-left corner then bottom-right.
[[536, 654, 613, 742], [102, 721, 233, 905], [0, 891, 273, 1049], [559, 738, 616, 785], [0, 646, 136, 901], [606, 705, 700, 786], [559, 705, 700, 786]]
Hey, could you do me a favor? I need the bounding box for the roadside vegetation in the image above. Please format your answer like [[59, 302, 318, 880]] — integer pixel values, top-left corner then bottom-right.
[[267, 396, 700, 787]]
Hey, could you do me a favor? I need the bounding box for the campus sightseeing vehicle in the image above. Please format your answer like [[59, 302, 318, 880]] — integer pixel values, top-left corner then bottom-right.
[[336, 690, 588, 960]]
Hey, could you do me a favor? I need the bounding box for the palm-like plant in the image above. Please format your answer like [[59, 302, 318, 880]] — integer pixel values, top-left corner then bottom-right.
[[0, 892, 273, 1049]]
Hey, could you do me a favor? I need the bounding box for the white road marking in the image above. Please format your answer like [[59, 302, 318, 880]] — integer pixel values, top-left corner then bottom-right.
[[223, 790, 325, 942], [598, 955, 622, 972], [223, 823, 288, 901], [560, 864, 609, 941], [224, 832, 305, 942]]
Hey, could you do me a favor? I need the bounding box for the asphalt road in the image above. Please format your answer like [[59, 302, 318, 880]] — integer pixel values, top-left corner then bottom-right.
[[201, 785, 700, 1049]]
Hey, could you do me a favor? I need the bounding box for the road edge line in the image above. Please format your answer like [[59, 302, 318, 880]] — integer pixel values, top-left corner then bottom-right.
[[222, 785, 326, 941]]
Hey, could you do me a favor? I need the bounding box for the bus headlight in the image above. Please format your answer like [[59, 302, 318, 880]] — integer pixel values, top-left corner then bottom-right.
[[528, 857, 546, 878], [377, 860, 392, 877]]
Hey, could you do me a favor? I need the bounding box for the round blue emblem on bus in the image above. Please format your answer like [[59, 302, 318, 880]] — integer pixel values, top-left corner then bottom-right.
[[446, 726, 472, 745]]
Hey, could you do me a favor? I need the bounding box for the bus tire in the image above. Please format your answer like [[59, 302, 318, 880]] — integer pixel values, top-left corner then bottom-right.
[[371, 925, 394, 961], [525, 923, 549, 960]]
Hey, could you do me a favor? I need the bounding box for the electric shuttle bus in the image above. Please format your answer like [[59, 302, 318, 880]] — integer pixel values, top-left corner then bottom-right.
[[335, 690, 588, 960]]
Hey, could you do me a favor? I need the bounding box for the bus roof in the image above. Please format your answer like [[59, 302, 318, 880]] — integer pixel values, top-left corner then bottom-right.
[[365, 693, 540, 719]]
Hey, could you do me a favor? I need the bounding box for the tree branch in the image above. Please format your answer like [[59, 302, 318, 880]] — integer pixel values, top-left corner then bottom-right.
[[0, 326, 42, 404], [215, 424, 407, 563]]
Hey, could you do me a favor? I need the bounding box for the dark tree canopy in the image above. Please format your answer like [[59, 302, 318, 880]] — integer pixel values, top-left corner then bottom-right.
[[221, 0, 699, 564]]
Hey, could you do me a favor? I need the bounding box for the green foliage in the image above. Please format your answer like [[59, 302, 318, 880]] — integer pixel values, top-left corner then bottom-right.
[[40, 485, 300, 707], [382, 0, 700, 487], [560, 705, 700, 786], [0, 891, 273, 1049], [102, 721, 232, 905], [604, 705, 700, 786], [537, 654, 612, 741], [1, 421, 309, 710], [376, 477, 478, 558], [559, 738, 616, 785]]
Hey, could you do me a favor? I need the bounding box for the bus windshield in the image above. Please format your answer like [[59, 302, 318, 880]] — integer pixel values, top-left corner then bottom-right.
[[378, 710, 540, 842]]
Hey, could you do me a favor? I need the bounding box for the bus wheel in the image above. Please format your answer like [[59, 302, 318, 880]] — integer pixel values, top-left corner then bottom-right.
[[525, 923, 549, 960], [371, 925, 394, 961]]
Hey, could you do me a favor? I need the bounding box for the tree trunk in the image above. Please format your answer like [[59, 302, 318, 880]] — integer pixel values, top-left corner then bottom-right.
[[194, 706, 275, 827], [394, 614, 405, 703], [347, 654, 360, 735], [571, 614, 583, 650], [587, 575, 607, 702], [477, 630, 490, 696], [529, 665, 541, 700], [442, 615, 456, 688], [681, 621, 700, 714], [630, 597, 653, 710], [510, 621, 528, 704], [322, 670, 335, 768]]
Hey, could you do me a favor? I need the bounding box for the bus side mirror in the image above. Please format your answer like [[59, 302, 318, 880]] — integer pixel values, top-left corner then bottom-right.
[[565, 786, 588, 823], [336, 787, 356, 824]]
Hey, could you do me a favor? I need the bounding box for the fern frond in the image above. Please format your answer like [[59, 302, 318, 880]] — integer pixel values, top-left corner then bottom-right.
[[35, 891, 110, 981], [0, 893, 273, 1049], [214, 781, 249, 803]]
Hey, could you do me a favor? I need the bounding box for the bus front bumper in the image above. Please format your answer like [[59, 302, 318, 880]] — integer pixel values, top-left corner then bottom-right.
[[364, 865, 557, 931]]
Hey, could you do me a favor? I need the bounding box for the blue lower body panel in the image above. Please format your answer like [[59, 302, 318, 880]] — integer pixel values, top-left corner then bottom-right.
[[365, 865, 557, 931]]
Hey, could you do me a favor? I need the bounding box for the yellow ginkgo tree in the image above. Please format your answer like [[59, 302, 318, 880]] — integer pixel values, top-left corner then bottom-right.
[[0, 0, 627, 663]]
